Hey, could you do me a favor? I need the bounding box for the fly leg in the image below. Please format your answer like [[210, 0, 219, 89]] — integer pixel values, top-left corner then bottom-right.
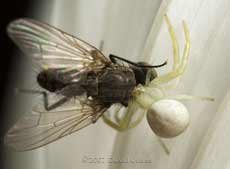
[[99, 40, 104, 51], [15, 88, 70, 111], [15, 88, 49, 108]]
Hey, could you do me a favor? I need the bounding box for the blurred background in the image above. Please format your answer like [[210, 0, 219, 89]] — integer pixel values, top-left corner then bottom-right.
[[1, 0, 230, 169]]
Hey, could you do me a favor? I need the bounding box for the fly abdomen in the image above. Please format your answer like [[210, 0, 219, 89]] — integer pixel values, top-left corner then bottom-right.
[[37, 69, 67, 92]]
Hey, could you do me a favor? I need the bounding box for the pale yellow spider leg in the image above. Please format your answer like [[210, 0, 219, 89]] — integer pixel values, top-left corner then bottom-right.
[[103, 100, 145, 131], [114, 111, 122, 124], [127, 109, 146, 129], [103, 115, 124, 131], [114, 108, 145, 130], [167, 94, 214, 101], [113, 108, 145, 128], [150, 19, 190, 86], [164, 14, 180, 70], [181, 21, 190, 71], [119, 100, 146, 129], [156, 136, 170, 155], [116, 100, 142, 130], [105, 104, 137, 128], [164, 14, 181, 89], [114, 105, 123, 123], [102, 105, 123, 130]]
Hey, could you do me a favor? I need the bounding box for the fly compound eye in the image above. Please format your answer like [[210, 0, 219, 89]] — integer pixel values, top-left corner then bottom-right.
[[146, 99, 190, 138]]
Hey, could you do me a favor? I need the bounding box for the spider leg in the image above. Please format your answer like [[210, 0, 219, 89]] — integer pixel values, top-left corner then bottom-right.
[[106, 105, 123, 124], [156, 136, 170, 155], [114, 104, 146, 129], [103, 115, 125, 131], [103, 100, 145, 131], [102, 105, 123, 130], [164, 14, 180, 70], [167, 94, 214, 101], [103, 109, 134, 132], [114, 106, 123, 124], [127, 109, 145, 128], [150, 17, 190, 86]]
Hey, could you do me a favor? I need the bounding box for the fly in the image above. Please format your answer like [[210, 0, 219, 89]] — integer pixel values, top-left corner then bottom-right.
[[5, 18, 166, 151]]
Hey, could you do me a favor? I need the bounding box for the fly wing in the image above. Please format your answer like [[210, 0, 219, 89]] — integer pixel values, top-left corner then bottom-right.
[[7, 18, 110, 70], [4, 96, 107, 151]]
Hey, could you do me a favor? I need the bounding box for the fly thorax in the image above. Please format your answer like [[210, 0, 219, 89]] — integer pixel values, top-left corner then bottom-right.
[[96, 69, 136, 105]]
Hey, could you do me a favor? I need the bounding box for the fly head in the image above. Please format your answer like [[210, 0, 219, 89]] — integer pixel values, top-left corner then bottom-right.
[[130, 62, 158, 85]]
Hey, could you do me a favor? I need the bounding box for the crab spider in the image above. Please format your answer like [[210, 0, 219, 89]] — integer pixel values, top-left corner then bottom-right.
[[103, 14, 191, 130], [103, 14, 213, 154]]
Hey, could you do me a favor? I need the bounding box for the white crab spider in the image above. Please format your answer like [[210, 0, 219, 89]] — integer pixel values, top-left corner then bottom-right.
[[103, 14, 214, 153], [134, 14, 213, 137]]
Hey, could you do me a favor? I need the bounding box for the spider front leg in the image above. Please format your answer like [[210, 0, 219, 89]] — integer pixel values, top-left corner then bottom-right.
[[150, 16, 190, 86], [102, 105, 124, 131], [103, 100, 145, 131], [164, 14, 180, 70], [167, 94, 214, 101]]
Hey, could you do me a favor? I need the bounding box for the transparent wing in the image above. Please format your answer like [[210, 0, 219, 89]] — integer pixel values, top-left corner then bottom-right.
[[7, 18, 110, 69], [4, 96, 107, 151]]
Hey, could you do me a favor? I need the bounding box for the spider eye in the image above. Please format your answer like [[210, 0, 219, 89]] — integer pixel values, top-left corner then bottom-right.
[[146, 99, 190, 138]]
